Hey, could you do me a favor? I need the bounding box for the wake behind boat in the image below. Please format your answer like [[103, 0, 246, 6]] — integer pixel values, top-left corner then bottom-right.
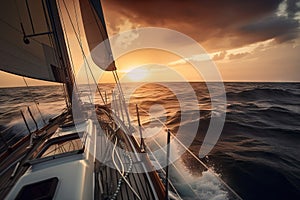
[[0, 0, 242, 199]]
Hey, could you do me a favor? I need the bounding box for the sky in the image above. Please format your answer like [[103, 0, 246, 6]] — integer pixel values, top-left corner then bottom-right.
[[100, 0, 300, 82], [1, 0, 300, 87]]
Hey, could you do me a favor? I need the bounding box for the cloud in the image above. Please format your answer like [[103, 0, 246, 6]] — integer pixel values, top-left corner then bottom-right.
[[102, 0, 300, 51], [212, 51, 227, 61], [286, 0, 300, 18], [168, 54, 211, 66], [228, 52, 250, 60], [113, 24, 140, 50], [168, 59, 187, 66], [219, 41, 300, 81], [239, 15, 299, 44]]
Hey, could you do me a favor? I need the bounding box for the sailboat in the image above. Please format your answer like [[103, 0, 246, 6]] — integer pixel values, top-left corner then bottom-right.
[[0, 0, 165, 199], [0, 0, 243, 199]]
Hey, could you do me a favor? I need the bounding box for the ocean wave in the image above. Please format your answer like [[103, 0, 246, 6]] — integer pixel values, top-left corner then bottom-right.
[[204, 147, 300, 199], [1, 83, 300, 199], [227, 87, 300, 101]]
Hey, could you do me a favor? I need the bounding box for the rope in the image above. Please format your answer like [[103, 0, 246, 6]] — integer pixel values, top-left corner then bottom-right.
[[111, 137, 140, 200]]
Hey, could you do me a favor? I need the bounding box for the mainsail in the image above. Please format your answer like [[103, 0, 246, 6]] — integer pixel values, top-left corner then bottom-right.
[[79, 0, 116, 71], [0, 0, 66, 82]]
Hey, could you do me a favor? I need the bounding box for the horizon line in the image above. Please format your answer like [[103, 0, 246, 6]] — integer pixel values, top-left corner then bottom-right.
[[1, 80, 300, 88]]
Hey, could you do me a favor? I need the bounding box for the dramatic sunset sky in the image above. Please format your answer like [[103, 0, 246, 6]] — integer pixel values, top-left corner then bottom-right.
[[102, 0, 300, 82], [0, 0, 299, 87]]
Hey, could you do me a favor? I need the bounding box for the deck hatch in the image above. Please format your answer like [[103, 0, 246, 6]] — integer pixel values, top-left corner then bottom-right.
[[37, 132, 87, 158], [15, 177, 58, 200]]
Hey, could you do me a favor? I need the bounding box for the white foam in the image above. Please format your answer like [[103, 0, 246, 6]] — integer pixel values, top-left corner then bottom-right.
[[144, 130, 229, 200], [190, 170, 228, 200]]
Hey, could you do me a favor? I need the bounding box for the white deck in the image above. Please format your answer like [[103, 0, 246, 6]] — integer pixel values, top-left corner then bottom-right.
[[5, 120, 96, 200]]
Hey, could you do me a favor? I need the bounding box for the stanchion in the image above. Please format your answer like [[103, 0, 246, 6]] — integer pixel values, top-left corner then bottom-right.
[[165, 129, 171, 200]]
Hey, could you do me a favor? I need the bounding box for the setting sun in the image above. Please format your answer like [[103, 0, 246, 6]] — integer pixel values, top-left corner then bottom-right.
[[0, 1, 300, 200], [125, 67, 149, 82]]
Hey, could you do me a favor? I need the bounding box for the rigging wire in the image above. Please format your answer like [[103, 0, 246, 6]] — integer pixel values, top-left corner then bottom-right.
[[145, 143, 185, 199], [72, 0, 81, 44], [72, 0, 96, 105], [41, 0, 51, 31], [145, 133, 198, 197], [43, 1, 70, 109], [59, 0, 106, 105], [137, 107, 243, 200], [57, 0, 82, 103], [60, 83, 69, 109], [22, 77, 46, 125], [10, 0, 49, 45], [25, 0, 35, 33], [56, 2, 76, 80], [40, 0, 70, 108], [112, 71, 131, 127], [63, 0, 104, 103], [12, 0, 69, 109], [83, 59, 95, 104]]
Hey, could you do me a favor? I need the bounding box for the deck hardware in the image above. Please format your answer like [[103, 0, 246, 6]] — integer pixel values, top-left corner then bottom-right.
[[136, 104, 145, 151]]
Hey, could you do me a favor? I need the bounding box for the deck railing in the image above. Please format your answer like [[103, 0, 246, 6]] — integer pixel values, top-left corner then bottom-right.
[[131, 105, 243, 200], [0, 104, 46, 154]]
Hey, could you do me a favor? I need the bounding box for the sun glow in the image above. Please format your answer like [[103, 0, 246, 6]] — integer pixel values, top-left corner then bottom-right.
[[125, 68, 149, 82]]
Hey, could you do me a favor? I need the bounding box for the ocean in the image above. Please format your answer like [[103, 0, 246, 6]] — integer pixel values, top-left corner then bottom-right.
[[0, 82, 299, 200]]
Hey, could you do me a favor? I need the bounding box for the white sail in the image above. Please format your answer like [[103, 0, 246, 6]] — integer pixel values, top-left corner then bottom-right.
[[0, 0, 64, 82], [79, 0, 116, 71]]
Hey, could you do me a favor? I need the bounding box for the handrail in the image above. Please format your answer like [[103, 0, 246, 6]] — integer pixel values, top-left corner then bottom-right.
[[146, 144, 183, 199], [0, 104, 64, 154], [164, 129, 170, 200], [134, 106, 243, 200], [148, 135, 199, 198]]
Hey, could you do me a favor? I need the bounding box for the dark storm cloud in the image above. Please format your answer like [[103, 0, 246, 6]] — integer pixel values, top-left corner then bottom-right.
[[286, 0, 300, 17], [240, 15, 299, 43], [103, 0, 300, 50]]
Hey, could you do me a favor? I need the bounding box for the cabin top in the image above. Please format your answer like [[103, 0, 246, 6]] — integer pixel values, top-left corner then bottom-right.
[[5, 120, 96, 200]]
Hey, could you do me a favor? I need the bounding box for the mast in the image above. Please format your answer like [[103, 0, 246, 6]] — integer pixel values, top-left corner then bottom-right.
[[45, 0, 75, 107]]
